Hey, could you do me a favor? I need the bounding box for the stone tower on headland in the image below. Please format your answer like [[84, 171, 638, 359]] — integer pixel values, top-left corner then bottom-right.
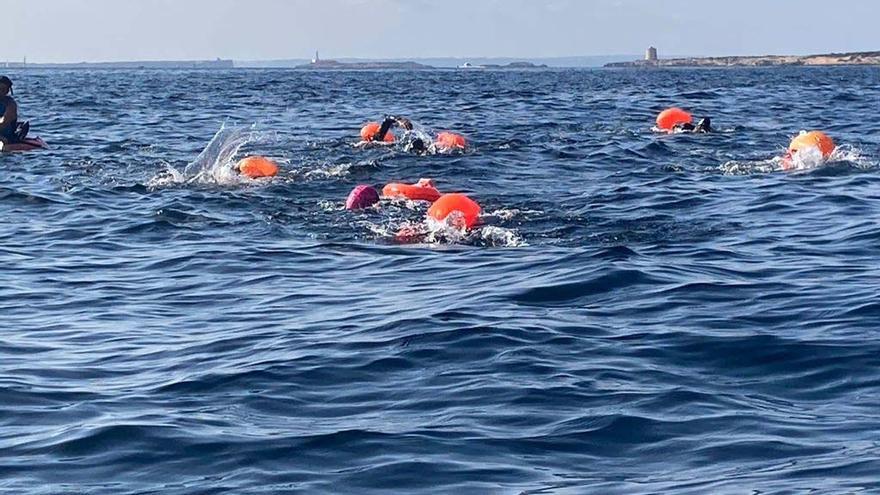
[[646, 47, 658, 62]]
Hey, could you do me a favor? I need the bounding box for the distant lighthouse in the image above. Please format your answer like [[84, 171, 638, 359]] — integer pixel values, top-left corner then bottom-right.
[[312, 51, 320, 64], [646, 46, 658, 62]]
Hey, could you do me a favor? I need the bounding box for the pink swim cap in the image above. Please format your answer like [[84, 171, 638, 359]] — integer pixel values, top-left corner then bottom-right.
[[346, 185, 380, 210]]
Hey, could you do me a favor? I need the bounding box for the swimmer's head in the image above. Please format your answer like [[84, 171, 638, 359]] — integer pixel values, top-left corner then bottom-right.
[[0, 76, 12, 96], [407, 137, 428, 155], [346, 185, 380, 210]]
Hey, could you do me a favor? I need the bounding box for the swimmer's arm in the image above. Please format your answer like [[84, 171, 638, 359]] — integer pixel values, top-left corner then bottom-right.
[[375, 116, 396, 142]]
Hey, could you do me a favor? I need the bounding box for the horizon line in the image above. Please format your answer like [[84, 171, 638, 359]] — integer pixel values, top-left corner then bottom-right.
[[5, 48, 878, 66]]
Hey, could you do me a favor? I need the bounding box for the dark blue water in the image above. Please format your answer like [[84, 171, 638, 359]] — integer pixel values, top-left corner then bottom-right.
[[2, 67, 880, 494]]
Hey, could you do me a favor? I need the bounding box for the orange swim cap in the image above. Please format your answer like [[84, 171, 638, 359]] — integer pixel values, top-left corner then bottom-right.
[[237, 156, 279, 178], [788, 131, 836, 158], [656, 108, 693, 131], [427, 193, 481, 229], [360, 122, 395, 143], [435, 132, 467, 150]]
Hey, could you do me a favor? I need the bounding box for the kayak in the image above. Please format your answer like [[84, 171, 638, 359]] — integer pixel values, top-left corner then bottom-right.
[[1, 137, 48, 152]]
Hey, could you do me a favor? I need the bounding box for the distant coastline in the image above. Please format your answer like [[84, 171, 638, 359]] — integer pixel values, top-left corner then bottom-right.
[[605, 51, 880, 68], [2, 55, 636, 70], [2, 59, 235, 70], [2, 59, 554, 71], [16, 51, 878, 71], [238, 55, 631, 69], [295, 60, 548, 70]]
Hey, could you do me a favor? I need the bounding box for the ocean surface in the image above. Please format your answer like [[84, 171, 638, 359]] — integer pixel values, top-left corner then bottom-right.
[[2, 67, 880, 494]]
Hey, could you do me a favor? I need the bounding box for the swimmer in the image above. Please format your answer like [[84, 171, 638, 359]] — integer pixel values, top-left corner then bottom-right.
[[781, 131, 836, 170], [655, 107, 712, 134], [346, 183, 482, 243], [396, 193, 482, 243], [673, 117, 712, 134], [0, 76, 31, 151], [361, 115, 467, 154], [345, 178, 440, 210], [374, 115, 430, 154]]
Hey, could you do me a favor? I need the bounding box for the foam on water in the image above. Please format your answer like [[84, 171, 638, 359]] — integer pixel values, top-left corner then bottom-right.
[[476, 225, 527, 247], [484, 207, 544, 221]]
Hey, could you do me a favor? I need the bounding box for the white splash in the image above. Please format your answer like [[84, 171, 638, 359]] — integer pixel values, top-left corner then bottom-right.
[[719, 144, 875, 175], [148, 123, 271, 188], [784, 146, 827, 171], [477, 226, 528, 247], [785, 144, 874, 172], [483, 208, 543, 221], [383, 214, 525, 247]]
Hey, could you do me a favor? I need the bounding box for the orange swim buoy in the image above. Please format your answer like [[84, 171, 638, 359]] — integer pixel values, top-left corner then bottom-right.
[[237, 156, 279, 178], [427, 193, 481, 229], [360, 122, 395, 143], [382, 178, 442, 202], [656, 107, 693, 131], [788, 131, 836, 158], [435, 132, 467, 150]]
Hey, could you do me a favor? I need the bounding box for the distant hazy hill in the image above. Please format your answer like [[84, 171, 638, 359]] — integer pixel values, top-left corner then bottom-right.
[[236, 56, 637, 69]]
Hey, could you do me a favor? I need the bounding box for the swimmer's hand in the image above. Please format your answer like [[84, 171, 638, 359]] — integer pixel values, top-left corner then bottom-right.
[[384, 115, 413, 130]]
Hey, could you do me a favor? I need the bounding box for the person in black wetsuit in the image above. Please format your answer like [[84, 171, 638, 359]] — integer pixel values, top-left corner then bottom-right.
[[373, 115, 429, 154], [0, 76, 30, 150], [673, 117, 712, 134]]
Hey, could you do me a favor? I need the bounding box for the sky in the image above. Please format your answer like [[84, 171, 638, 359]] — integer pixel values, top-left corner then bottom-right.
[[2, 0, 878, 63]]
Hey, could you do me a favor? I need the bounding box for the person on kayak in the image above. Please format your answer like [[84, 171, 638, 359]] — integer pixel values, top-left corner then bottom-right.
[[0, 76, 30, 150]]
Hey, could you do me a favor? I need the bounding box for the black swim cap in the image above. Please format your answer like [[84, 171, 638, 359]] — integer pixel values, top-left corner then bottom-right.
[[0, 76, 11, 94]]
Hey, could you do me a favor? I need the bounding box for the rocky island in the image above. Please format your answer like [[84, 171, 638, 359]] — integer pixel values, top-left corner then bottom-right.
[[298, 60, 432, 70], [606, 50, 880, 68], [297, 53, 432, 70]]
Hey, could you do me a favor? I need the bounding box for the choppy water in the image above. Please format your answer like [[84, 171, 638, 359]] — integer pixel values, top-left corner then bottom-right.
[[2, 67, 880, 494]]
